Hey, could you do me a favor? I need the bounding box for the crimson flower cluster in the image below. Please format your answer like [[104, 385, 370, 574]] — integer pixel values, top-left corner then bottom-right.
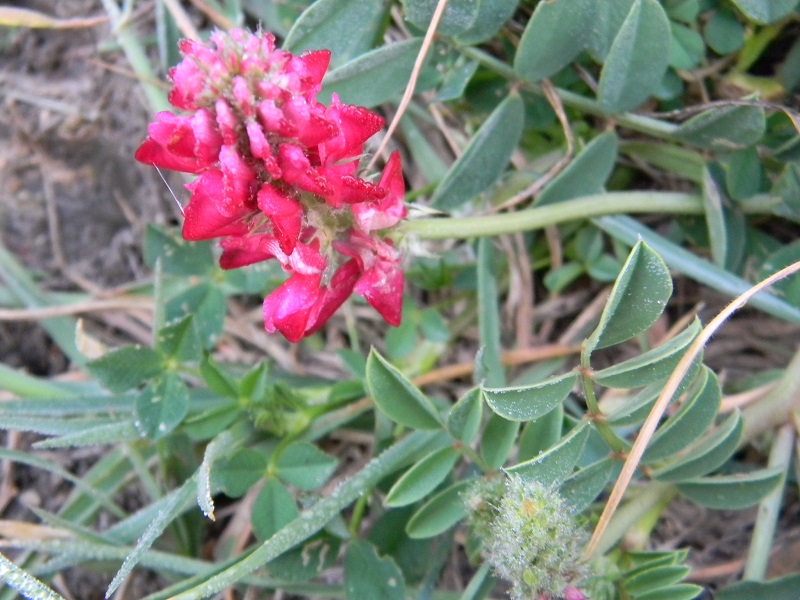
[[135, 29, 405, 342]]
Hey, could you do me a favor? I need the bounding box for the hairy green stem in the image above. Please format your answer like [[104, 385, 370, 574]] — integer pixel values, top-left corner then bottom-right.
[[399, 192, 702, 239]]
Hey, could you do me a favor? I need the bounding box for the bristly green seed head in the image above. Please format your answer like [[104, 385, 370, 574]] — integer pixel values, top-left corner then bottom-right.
[[465, 475, 590, 600]]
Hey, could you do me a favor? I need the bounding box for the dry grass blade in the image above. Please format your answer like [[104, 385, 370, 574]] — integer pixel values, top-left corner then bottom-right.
[[0, 7, 107, 29], [367, 0, 450, 169], [585, 259, 800, 558]]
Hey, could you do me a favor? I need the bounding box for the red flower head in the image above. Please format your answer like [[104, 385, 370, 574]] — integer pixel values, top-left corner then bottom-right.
[[136, 29, 407, 342]]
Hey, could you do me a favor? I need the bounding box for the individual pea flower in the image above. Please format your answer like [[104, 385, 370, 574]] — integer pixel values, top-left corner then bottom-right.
[[465, 475, 590, 600], [135, 29, 406, 342]]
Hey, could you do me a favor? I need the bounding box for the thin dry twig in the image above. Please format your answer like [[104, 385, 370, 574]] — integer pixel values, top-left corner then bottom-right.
[[585, 259, 800, 558], [494, 79, 575, 211], [162, 0, 201, 41], [367, 0, 450, 169]]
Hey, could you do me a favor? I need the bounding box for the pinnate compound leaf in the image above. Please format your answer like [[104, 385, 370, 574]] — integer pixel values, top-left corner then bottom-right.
[[514, 0, 594, 82], [135, 374, 190, 439], [653, 410, 743, 482], [406, 479, 472, 539], [536, 132, 619, 206], [673, 105, 766, 150], [729, 0, 799, 24], [586, 241, 672, 352], [252, 478, 299, 541], [505, 423, 590, 486], [366, 349, 442, 430], [482, 372, 577, 422], [447, 388, 483, 444], [386, 446, 460, 507], [275, 442, 338, 491], [676, 467, 784, 509], [87, 346, 162, 393], [321, 39, 422, 107], [283, 0, 387, 67], [598, 0, 671, 113], [591, 319, 701, 388], [431, 92, 524, 210], [643, 367, 721, 463], [560, 457, 617, 513], [345, 540, 405, 600]]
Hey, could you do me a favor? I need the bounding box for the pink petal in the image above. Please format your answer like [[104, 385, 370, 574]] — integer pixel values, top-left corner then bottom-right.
[[351, 151, 406, 231], [135, 112, 211, 174], [219, 234, 278, 269], [305, 259, 361, 335], [263, 272, 322, 342], [182, 171, 254, 241], [355, 261, 404, 326], [257, 183, 303, 254]]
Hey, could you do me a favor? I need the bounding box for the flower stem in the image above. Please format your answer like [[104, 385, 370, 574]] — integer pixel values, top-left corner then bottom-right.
[[400, 192, 703, 239]]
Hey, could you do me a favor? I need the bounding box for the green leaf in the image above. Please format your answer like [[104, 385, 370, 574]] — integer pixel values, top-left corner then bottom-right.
[[587, 0, 636, 60], [321, 39, 422, 107], [275, 441, 338, 491], [283, 0, 388, 68], [455, 0, 520, 45], [598, 0, 671, 113], [716, 573, 800, 600], [624, 564, 691, 595], [633, 583, 705, 600], [620, 141, 704, 183], [406, 479, 472, 539], [704, 9, 745, 55], [143, 224, 212, 275], [134, 374, 190, 439], [199, 355, 238, 399], [165, 283, 226, 349], [729, 0, 799, 24], [653, 410, 743, 482], [724, 147, 762, 201], [252, 478, 299, 541], [447, 388, 483, 444], [673, 105, 766, 150], [591, 319, 701, 388], [669, 22, 704, 70], [218, 449, 268, 498], [480, 413, 520, 469], [87, 346, 162, 393], [702, 165, 730, 269], [514, 0, 594, 81], [770, 162, 800, 224], [643, 367, 721, 462], [518, 405, 563, 461], [386, 446, 460, 507], [345, 540, 405, 600], [677, 467, 784, 509], [505, 423, 590, 486], [559, 457, 617, 513], [156, 314, 201, 362], [431, 92, 524, 210], [477, 238, 504, 387], [482, 372, 578, 422], [536, 132, 619, 206], [585, 241, 672, 352], [366, 349, 442, 430], [0, 551, 65, 600]]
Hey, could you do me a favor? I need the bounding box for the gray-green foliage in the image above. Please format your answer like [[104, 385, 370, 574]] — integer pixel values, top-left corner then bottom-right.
[[465, 476, 589, 600]]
